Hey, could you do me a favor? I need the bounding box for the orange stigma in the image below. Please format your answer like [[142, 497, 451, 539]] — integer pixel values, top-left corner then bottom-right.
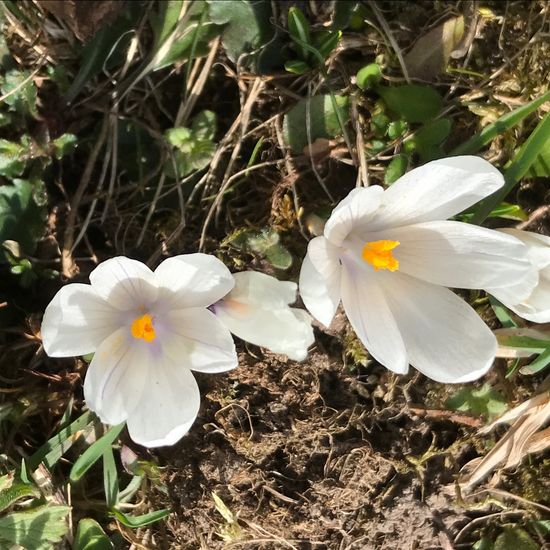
[[131, 313, 156, 342], [362, 240, 400, 271]]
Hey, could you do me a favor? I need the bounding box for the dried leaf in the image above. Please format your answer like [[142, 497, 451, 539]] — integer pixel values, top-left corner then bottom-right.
[[404, 16, 464, 80], [459, 391, 550, 490]]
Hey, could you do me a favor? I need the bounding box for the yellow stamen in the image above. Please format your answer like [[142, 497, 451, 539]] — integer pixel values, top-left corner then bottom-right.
[[362, 240, 400, 272], [131, 313, 156, 342]]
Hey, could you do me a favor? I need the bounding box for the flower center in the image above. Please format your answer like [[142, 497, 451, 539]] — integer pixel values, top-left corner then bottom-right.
[[131, 313, 156, 342], [361, 240, 400, 271]]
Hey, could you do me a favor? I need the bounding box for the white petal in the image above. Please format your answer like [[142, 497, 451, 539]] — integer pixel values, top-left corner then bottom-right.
[[229, 271, 297, 307], [215, 298, 314, 361], [41, 283, 121, 357], [89, 257, 158, 311], [383, 273, 496, 383], [127, 364, 200, 447], [84, 328, 150, 425], [155, 253, 234, 310], [375, 221, 536, 294], [299, 236, 342, 327], [368, 156, 504, 231], [324, 185, 384, 246], [498, 228, 550, 269], [162, 308, 238, 373], [340, 255, 408, 374]]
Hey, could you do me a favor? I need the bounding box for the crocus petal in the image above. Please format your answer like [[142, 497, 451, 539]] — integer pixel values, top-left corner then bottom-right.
[[383, 272, 496, 383], [324, 185, 384, 246], [84, 328, 150, 425], [227, 271, 297, 307], [299, 236, 342, 327], [488, 229, 550, 322], [215, 272, 314, 361], [340, 255, 408, 374], [41, 284, 121, 357], [161, 308, 238, 373], [127, 365, 200, 447], [373, 221, 536, 295], [89, 257, 158, 311], [155, 253, 234, 310], [367, 156, 504, 231]]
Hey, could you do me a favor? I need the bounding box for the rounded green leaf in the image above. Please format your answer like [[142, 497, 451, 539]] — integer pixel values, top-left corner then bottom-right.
[[377, 84, 443, 123], [356, 63, 382, 90]]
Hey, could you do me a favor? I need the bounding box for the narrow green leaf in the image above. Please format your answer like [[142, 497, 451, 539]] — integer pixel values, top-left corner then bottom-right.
[[70, 423, 125, 483], [288, 7, 311, 62], [313, 30, 341, 60], [74, 518, 113, 550], [489, 297, 517, 328], [28, 411, 96, 471], [524, 346, 550, 374], [452, 90, 550, 155], [103, 447, 119, 508], [111, 508, 171, 528], [471, 110, 550, 224], [284, 59, 310, 74]]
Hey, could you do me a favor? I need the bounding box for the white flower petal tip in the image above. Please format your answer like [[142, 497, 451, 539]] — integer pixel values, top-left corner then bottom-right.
[[298, 156, 513, 383], [488, 229, 550, 323], [42, 254, 239, 448], [214, 271, 315, 362]]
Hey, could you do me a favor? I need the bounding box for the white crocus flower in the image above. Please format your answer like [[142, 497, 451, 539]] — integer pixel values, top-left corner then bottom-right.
[[299, 156, 537, 383], [488, 228, 550, 322], [41, 254, 238, 447], [213, 271, 314, 361]]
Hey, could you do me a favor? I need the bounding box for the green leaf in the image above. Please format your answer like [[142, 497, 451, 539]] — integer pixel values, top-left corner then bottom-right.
[[0, 505, 70, 550], [117, 120, 161, 182], [377, 84, 443, 123], [283, 94, 350, 153], [0, 139, 26, 177], [0, 179, 47, 254], [489, 297, 517, 328], [460, 202, 528, 223], [264, 243, 293, 270], [28, 411, 96, 471], [111, 508, 171, 529], [387, 120, 408, 140], [451, 90, 550, 155], [288, 7, 311, 62], [284, 59, 310, 74], [473, 537, 494, 550], [207, 0, 274, 64], [525, 346, 550, 374], [191, 110, 216, 141], [312, 30, 341, 61], [494, 527, 538, 550], [74, 518, 114, 550], [103, 447, 119, 508], [0, 481, 39, 513], [446, 383, 508, 420], [70, 423, 125, 483], [370, 112, 390, 138], [411, 118, 452, 147], [471, 109, 550, 224], [52, 134, 77, 160], [331, 1, 360, 30], [527, 136, 550, 177], [0, 69, 38, 118], [356, 63, 382, 90], [385, 154, 408, 185]]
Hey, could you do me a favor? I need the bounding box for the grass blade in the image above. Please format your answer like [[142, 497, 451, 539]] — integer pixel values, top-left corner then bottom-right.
[[451, 90, 550, 155], [471, 110, 550, 224], [70, 423, 125, 483]]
